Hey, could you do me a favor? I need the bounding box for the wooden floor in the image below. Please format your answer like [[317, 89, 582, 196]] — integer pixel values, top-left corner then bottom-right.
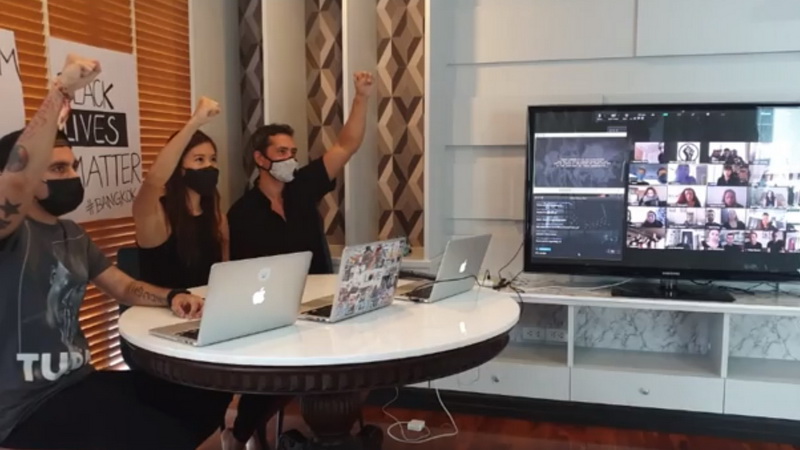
[[200, 401, 800, 450]]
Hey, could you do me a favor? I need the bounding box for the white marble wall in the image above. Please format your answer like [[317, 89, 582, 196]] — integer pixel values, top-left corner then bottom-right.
[[729, 314, 800, 361], [510, 305, 567, 344], [574, 307, 711, 355]]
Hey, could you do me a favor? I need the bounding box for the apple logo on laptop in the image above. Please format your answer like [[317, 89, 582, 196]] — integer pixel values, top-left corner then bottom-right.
[[252, 287, 266, 305], [459, 260, 468, 274]]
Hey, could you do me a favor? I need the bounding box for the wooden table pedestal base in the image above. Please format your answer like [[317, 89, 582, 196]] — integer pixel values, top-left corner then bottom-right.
[[278, 392, 382, 450]]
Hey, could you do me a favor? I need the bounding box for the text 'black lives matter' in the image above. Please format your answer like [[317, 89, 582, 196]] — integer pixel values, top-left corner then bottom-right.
[[63, 79, 128, 147], [0, 46, 20, 78], [64, 109, 128, 147]]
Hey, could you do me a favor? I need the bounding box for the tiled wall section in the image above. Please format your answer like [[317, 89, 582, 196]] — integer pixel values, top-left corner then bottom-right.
[[376, 0, 425, 246], [306, 0, 345, 245], [238, 0, 264, 177]]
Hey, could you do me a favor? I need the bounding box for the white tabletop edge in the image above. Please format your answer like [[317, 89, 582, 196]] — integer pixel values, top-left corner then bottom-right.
[[119, 276, 520, 367]]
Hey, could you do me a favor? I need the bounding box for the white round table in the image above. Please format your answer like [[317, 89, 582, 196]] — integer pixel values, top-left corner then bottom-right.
[[119, 275, 520, 450]]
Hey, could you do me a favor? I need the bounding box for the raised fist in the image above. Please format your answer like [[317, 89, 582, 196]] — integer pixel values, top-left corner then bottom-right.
[[354, 71, 373, 97], [56, 53, 101, 96], [190, 96, 221, 126]]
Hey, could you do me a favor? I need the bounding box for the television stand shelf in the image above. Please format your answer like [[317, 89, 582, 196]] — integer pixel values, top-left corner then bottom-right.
[[414, 275, 800, 428]]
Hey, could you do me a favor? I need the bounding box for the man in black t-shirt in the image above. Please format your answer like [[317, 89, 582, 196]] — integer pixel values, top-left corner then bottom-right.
[[744, 232, 764, 251], [767, 231, 786, 253], [0, 54, 228, 450], [228, 72, 374, 273]]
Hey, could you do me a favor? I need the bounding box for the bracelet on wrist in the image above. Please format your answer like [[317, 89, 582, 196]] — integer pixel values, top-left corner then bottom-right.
[[53, 79, 73, 101]]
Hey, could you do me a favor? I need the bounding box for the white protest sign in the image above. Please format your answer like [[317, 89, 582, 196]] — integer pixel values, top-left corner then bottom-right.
[[48, 37, 142, 222], [0, 28, 26, 139]]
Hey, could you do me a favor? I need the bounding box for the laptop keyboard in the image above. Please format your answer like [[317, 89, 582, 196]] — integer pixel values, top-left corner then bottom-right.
[[408, 285, 433, 299], [306, 304, 333, 317], [177, 328, 199, 340]]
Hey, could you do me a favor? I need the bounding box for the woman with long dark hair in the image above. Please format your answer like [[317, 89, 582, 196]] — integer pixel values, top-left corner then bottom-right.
[[676, 188, 702, 207], [133, 98, 285, 450], [133, 98, 227, 288]]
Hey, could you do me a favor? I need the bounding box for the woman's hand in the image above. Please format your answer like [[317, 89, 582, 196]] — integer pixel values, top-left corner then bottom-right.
[[189, 96, 220, 127]]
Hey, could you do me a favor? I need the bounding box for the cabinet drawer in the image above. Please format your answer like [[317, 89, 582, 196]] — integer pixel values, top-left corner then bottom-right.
[[433, 361, 569, 401], [725, 379, 800, 420], [571, 368, 723, 413]]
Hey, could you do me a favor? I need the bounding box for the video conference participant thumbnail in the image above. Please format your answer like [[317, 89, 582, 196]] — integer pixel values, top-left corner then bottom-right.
[[626, 207, 666, 249], [629, 163, 668, 185], [628, 185, 667, 207]]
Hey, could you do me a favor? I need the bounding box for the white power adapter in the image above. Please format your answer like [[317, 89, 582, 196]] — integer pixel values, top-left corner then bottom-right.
[[407, 419, 426, 432]]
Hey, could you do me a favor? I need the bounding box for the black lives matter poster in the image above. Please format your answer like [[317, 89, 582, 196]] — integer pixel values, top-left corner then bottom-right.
[[49, 38, 142, 222], [0, 28, 26, 138]]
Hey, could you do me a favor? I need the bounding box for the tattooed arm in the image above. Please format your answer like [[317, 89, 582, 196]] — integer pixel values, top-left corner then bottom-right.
[[0, 54, 100, 240], [93, 265, 204, 318], [0, 88, 67, 239]]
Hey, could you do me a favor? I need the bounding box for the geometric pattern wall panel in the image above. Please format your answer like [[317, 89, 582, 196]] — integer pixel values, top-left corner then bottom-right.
[[239, 0, 264, 178], [306, 0, 345, 245], [377, 0, 425, 246]]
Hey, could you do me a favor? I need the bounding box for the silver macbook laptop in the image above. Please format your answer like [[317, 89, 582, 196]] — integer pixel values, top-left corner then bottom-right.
[[150, 251, 312, 346], [300, 238, 405, 323], [396, 234, 491, 302]]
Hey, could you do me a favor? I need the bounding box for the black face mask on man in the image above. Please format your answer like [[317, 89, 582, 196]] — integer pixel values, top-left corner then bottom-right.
[[38, 177, 85, 217], [183, 167, 219, 196]]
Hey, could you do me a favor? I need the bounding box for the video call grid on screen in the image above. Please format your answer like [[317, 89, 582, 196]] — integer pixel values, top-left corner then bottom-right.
[[527, 105, 800, 274]]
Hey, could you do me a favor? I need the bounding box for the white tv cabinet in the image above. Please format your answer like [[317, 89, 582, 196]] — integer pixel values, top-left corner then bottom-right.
[[417, 276, 800, 422]]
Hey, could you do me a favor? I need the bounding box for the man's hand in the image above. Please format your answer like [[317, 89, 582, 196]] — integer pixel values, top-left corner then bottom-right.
[[189, 97, 221, 127], [171, 293, 204, 319], [354, 71, 373, 98], [56, 53, 101, 96]]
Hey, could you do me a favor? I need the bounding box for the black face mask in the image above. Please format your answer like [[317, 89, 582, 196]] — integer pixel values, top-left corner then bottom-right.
[[38, 177, 84, 217], [183, 167, 219, 196]]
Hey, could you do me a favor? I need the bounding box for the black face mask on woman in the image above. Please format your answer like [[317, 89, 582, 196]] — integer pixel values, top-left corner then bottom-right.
[[183, 167, 219, 196], [38, 177, 85, 217]]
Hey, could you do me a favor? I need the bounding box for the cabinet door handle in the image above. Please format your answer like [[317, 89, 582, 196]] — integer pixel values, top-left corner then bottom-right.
[[491, 375, 500, 383], [639, 388, 650, 395]]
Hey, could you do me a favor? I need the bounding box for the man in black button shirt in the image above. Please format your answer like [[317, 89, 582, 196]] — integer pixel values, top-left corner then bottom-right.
[[228, 72, 373, 273]]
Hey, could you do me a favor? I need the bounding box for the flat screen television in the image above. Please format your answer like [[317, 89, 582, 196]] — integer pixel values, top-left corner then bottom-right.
[[524, 103, 800, 301]]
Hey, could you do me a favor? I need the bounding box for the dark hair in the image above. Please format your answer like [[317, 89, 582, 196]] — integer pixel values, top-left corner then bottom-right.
[[244, 123, 294, 174], [0, 129, 70, 169], [163, 130, 222, 266]]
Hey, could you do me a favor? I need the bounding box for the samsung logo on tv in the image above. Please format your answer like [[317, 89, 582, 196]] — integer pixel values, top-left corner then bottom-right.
[[661, 271, 681, 276]]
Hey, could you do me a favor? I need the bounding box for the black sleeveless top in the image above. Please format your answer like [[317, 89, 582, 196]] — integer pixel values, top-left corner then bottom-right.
[[138, 206, 222, 290]]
